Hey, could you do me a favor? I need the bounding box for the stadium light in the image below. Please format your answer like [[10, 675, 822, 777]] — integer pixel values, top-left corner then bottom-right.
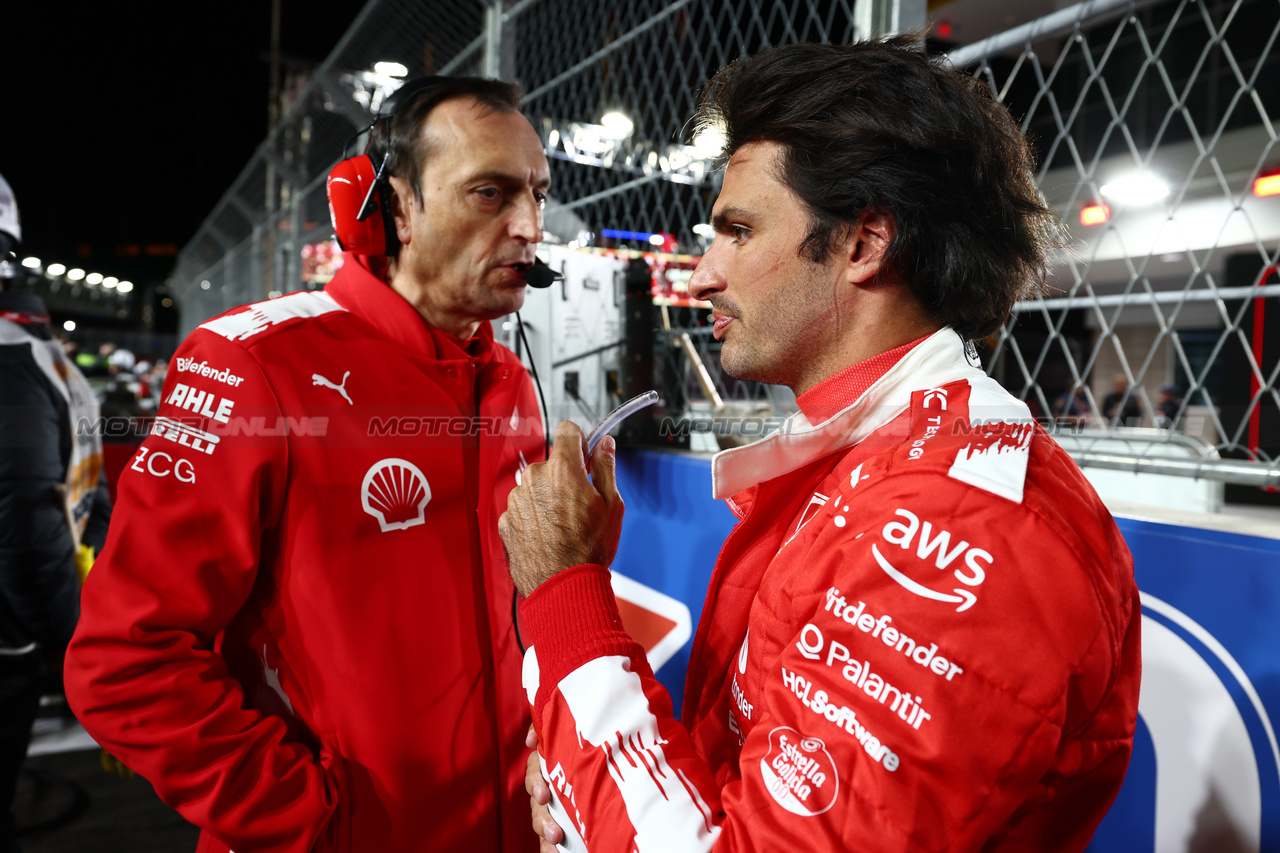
[[47, 263, 66, 276], [117, 280, 134, 293], [374, 61, 408, 78], [103, 276, 119, 288], [1080, 202, 1111, 226], [600, 111, 634, 139], [85, 272, 103, 285], [63, 320, 76, 331], [21, 256, 40, 269], [1100, 171, 1169, 205], [1254, 170, 1280, 198], [67, 268, 85, 281]]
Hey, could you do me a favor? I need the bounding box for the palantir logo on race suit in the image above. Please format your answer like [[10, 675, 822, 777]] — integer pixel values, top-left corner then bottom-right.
[[361, 458, 431, 532], [795, 621, 937, 731], [760, 727, 840, 816], [872, 507, 992, 612]]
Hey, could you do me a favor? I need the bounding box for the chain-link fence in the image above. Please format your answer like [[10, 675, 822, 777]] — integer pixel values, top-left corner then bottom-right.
[[172, 0, 1280, 488]]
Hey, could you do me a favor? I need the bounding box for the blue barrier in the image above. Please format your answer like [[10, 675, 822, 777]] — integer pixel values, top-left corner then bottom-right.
[[610, 449, 1280, 851]]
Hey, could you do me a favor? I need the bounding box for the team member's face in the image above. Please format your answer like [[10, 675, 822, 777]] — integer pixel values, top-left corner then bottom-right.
[[390, 98, 551, 334], [689, 141, 847, 391]]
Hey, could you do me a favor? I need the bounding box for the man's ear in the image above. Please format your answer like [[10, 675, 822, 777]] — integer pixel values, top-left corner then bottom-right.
[[845, 209, 896, 286], [387, 176, 415, 246]]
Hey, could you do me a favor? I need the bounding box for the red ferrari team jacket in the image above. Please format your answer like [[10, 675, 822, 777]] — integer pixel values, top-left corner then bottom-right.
[[520, 328, 1141, 852], [65, 255, 544, 853]]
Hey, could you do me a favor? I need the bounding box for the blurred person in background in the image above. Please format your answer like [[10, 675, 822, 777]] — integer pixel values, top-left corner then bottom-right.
[[1153, 382, 1185, 429], [0, 172, 111, 851], [64, 77, 547, 853], [1101, 374, 1142, 427]]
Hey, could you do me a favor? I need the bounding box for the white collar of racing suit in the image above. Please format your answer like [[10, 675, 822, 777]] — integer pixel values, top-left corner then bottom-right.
[[711, 327, 1023, 500]]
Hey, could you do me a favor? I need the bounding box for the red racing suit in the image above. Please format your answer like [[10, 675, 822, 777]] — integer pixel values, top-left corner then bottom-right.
[[65, 255, 543, 853], [520, 328, 1141, 852]]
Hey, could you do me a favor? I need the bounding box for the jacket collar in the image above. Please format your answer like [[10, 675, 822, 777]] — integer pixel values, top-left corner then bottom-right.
[[712, 328, 982, 500], [323, 253, 495, 366]]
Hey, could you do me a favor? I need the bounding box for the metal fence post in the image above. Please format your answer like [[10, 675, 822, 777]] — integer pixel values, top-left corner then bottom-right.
[[855, 0, 927, 41], [482, 1, 503, 78]]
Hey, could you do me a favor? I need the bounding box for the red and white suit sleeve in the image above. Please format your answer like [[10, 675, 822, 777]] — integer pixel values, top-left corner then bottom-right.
[[521, 566, 723, 852], [520, 493, 1130, 851], [64, 331, 342, 853]]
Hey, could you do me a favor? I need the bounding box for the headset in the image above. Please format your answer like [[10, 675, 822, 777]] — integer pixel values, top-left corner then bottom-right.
[[325, 76, 560, 288]]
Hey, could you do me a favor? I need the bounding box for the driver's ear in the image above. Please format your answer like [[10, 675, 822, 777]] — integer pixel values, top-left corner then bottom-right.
[[844, 209, 896, 287], [388, 176, 415, 246]]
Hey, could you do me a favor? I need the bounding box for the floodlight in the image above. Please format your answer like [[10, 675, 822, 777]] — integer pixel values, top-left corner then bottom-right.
[[1099, 172, 1169, 205], [1080, 203, 1110, 226], [374, 61, 408, 78], [67, 268, 85, 281], [86, 272, 103, 285], [21, 256, 40, 269], [117, 281, 134, 293], [600, 111, 634, 139], [47, 263, 66, 276], [63, 320, 76, 331], [1254, 171, 1280, 197]]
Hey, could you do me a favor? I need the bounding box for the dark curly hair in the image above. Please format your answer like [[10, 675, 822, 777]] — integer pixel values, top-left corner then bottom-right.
[[695, 38, 1059, 339]]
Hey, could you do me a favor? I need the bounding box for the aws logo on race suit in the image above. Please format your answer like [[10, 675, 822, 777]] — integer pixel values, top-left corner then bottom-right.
[[871, 508, 991, 612]]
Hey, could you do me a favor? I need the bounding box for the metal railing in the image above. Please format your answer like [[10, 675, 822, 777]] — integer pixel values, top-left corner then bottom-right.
[[172, 0, 1280, 487]]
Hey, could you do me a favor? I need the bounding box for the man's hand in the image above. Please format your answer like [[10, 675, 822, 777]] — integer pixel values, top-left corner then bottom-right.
[[499, 421, 624, 597], [526, 726, 564, 851]]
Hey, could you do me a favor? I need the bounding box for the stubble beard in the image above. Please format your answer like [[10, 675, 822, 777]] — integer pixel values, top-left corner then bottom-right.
[[717, 261, 839, 389]]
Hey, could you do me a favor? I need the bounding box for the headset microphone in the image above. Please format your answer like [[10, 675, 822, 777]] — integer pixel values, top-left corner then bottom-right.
[[525, 258, 561, 289]]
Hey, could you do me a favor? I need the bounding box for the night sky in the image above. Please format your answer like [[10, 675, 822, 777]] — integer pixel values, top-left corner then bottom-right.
[[2, 0, 356, 281]]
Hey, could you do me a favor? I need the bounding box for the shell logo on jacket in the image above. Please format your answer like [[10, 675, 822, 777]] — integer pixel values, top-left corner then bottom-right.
[[360, 457, 432, 532]]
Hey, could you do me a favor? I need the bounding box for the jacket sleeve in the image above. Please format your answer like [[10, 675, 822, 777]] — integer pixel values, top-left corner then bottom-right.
[[520, 565, 723, 852], [520, 489, 1133, 852], [63, 330, 343, 853], [0, 336, 79, 652]]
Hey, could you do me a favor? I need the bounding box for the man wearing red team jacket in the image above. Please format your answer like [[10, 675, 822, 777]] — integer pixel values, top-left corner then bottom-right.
[[500, 40, 1141, 852], [64, 78, 548, 852]]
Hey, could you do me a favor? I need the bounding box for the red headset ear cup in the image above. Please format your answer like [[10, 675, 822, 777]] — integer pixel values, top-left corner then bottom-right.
[[327, 155, 387, 255]]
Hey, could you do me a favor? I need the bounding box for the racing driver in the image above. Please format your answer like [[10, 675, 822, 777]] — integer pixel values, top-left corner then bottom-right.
[[500, 39, 1142, 852]]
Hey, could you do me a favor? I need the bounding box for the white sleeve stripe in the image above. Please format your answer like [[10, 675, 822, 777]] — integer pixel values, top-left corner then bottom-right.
[[558, 656, 721, 853], [676, 768, 716, 834]]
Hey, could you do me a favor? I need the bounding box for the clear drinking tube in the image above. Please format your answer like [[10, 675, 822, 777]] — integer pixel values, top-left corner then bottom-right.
[[586, 390, 659, 453]]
